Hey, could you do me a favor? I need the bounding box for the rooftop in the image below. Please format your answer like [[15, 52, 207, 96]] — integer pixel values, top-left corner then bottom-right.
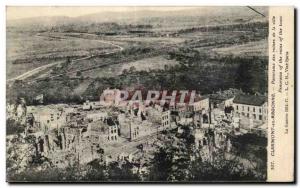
[[233, 95, 267, 106]]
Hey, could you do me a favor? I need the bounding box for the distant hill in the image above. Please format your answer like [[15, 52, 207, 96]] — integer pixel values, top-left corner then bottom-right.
[[7, 6, 268, 31]]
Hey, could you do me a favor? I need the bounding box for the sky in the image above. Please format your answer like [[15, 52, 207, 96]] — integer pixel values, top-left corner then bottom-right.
[[6, 6, 197, 20]]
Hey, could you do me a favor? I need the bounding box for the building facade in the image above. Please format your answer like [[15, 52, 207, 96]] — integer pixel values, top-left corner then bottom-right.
[[233, 95, 267, 122]]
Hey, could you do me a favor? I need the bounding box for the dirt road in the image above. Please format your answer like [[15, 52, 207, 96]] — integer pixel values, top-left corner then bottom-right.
[[7, 33, 124, 83]]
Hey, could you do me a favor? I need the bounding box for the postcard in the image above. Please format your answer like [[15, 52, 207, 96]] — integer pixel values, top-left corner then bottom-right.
[[6, 6, 295, 183]]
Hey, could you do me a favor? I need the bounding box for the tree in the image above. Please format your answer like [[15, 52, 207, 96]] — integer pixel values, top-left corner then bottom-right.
[[6, 119, 25, 135], [107, 161, 140, 181], [122, 69, 128, 75], [148, 148, 173, 181], [84, 159, 107, 182], [189, 155, 260, 181], [128, 66, 136, 73], [76, 71, 82, 77]]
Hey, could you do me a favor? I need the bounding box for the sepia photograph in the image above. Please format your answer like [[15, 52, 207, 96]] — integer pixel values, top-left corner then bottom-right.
[[5, 6, 294, 183]]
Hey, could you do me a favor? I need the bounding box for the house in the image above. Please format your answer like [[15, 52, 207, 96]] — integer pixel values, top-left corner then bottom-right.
[[107, 119, 119, 142], [65, 112, 86, 128], [193, 112, 211, 128], [188, 96, 210, 112], [224, 97, 234, 107], [210, 95, 234, 109], [145, 105, 162, 124], [118, 113, 157, 141], [178, 111, 194, 125], [211, 108, 225, 124], [174, 102, 188, 112], [86, 111, 108, 122], [161, 110, 171, 128], [233, 95, 267, 122], [194, 128, 206, 149], [83, 100, 101, 110], [87, 117, 119, 144], [30, 106, 68, 131], [118, 113, 131, 139]]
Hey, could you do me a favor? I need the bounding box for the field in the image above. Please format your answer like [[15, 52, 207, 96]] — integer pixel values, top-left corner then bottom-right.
[[6, 7, 269, 104], [73, 55, 180, 78], [211, 39, 268, 57], [6, 31, 120, 79]]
